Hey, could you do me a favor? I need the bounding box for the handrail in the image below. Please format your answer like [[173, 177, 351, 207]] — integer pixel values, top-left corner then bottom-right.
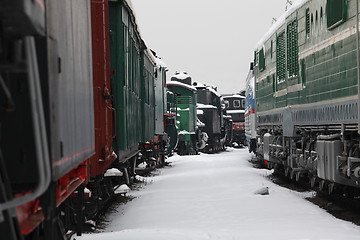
[[0, 37, 50, 213]]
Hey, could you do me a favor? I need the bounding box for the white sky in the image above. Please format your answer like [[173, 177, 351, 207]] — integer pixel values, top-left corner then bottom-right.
[[131, 0, 289, 94]]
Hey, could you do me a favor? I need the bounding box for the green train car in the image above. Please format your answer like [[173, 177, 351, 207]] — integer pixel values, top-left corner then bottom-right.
[[167, 73, 198, 155], [253, 0, 360, 193], [109, 0, 159, 177]]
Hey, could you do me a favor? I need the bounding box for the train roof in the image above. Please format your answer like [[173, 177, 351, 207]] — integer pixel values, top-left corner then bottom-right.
[[167, 80, 197, 91], [154, 56, 168, 70], [256, 0, 310, 51], [223, 94, 245, 99], [197, 103, 218, 109], [227, 109, 245, 114]]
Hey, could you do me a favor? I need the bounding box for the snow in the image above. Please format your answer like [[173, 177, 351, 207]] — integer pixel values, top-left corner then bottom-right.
[[256, 0, 310, 51], [73, 149, 360, 240], [167, 80, 197, 91], [224, 94, 245, 99], [104, 168, 123, 177], [208, 86, 221, 97], [172, 71, 191, 80], [114, 184, 130, 195], [154, 57, 168, 70], [197, 103, 217, 109], [227, 109, 245, 114]]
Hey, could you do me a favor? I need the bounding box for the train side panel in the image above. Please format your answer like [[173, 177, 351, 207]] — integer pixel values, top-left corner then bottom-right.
[[109, 1, 142, 161], [46, 0, 95, 180], [90, 0, 116, 177]]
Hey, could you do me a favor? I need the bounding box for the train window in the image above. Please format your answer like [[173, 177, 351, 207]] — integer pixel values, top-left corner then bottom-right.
[[271, 40, 273, 59], [326, 0, 347, 30], [241, 99, 245, 108], [224, 100, 230, 108], [233, 100, 241, 108], [305, 8, 310, 38], [259, 48, 265, 71]]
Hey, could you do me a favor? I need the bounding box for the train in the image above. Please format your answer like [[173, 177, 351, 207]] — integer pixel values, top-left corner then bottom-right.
[[223, 93, 246, 147], [245, 68, 257, 153], [248, 0, 360, 195], [0, 1, 171, 239], [167, 72, 201, 155], [195, 83, 232, 152], [167, 72, 232, 154]]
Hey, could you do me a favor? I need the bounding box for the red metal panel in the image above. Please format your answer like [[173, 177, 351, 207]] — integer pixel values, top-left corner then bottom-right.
[[90, 0, 116, 178]]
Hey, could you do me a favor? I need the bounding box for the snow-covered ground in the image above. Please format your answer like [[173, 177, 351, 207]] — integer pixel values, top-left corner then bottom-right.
[[72, 148, 360, 240]]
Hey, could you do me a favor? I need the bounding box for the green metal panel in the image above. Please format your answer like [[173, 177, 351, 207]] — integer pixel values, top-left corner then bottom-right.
[[109, 0, 143, 152], [141, 51, 155, 142], [254, 0, 358, 117], [167, 84, 197, 134]]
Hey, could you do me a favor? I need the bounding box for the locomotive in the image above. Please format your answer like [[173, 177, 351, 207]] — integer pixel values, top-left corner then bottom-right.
[[250, 0, 360, 195], [167, 72, 201, 155], [245, 68, 257, 153], [223, 93, 246, 147], [196, 84, 231, 152], [0, 0, 170, 239]]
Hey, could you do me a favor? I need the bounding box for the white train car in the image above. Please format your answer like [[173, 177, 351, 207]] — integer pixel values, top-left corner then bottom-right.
[[245, 67, 257, 153]]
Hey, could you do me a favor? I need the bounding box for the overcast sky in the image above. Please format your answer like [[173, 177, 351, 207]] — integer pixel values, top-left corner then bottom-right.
[[131, 0, 290, 94]]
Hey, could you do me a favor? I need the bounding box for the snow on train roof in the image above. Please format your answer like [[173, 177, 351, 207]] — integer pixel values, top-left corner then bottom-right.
[[223, 94, 245, 99], [227, 109, 245, 114], [167, 80, 197, 91], [154, 57, 168, 70], [172, 71, 190, 80], [197, 103, 217, 109], [256, 0, 310, 51], [208, 86, 221, 97]]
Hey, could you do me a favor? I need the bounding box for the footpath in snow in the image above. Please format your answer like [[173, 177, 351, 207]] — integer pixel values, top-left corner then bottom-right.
[[72, 148, 360, 240]]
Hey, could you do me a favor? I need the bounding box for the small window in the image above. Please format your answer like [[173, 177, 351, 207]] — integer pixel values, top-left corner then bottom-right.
[[259, 48, 265, 71], [233, 100, 241, 108], [271, 40, 273, 59], [326, 0, 347, 30], [224, 100, 230, 109], [241, 99, 245, 108]]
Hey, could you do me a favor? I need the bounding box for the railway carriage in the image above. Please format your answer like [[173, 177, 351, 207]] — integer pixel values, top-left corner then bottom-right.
[[196, 85, 228, 152], [245, 68, 257, 153], [0, 0, 170, 239], [0, 1, 94, 239], [253, 0, 360, 193], [223, 94, 246, 147], [167, 72, 199, 155]]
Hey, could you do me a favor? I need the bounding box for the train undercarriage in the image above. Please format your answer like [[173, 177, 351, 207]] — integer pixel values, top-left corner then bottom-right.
[[257, 124, 360, 196]]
